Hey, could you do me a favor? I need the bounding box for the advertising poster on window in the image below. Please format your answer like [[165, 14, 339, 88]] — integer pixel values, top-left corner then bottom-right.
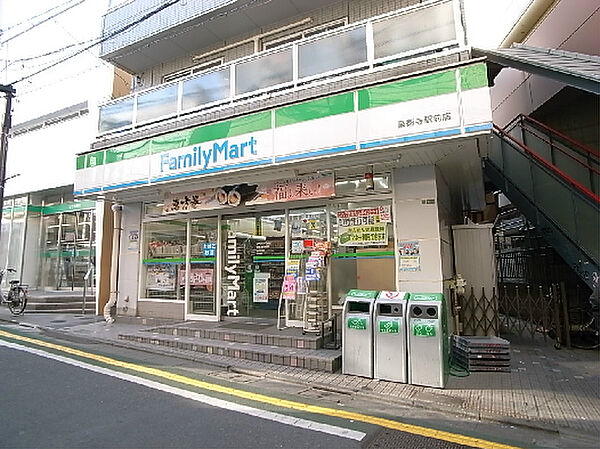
[[398, 240, 421, 271], [253, 272, 270, 303], [178, 268, 214, 287], [337, 206, 391, 246], [146, 265, 176, 291]]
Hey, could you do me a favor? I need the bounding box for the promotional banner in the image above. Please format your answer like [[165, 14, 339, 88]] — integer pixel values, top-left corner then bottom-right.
[[246, 174, 335, 205], [337, 206, 391, 246], [163, 173, 335, 214]]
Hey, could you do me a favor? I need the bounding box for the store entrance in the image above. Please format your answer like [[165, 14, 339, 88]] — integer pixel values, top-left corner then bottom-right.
[[221, 212, 285, 318]]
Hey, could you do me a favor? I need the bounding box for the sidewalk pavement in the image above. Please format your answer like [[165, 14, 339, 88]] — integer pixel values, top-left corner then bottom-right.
[[1, 309, 599, 442]]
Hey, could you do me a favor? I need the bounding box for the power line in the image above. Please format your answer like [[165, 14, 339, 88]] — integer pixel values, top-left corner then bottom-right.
[[9, 0, 182, 86], [0, 0, 179, 70], [0, 0, 81, 34], [0, 0, 88, 45]]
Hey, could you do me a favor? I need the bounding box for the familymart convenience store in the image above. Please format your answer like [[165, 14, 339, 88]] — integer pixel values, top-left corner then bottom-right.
[[76, 62, 492, 322]]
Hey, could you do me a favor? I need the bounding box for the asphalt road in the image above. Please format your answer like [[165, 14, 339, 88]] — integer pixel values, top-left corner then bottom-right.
[[0, 345, 362, 449], [0, 327, 544, 449]]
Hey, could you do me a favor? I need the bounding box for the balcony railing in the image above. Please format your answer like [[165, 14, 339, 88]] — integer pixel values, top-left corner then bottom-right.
[[98, 0, 463, 135]]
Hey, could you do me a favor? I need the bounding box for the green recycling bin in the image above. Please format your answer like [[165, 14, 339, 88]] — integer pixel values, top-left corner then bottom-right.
[[407, 293, 448, 388], [342, 289, 377, 378], [374, 291, 409, 383]]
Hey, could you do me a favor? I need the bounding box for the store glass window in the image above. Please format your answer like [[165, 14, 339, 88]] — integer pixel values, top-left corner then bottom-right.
[[142, 220, 187, 300], [330, 200, 395, 302], [188, 218, 218, 315], [7, 208, 25, 275]]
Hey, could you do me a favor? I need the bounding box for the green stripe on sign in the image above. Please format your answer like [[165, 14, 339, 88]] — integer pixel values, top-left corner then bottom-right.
[[76, 155, 86, 170], [275, 93, 354, 127], [357, 69, 457, 110], [149, 111, 272, 154], [86, 151, 105, 168], [42, 200, 96, 215], [106, 140, 151, 164], [460, 63, 488, 90]]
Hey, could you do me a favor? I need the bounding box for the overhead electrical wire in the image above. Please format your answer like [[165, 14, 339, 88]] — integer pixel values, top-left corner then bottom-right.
[[0, 0, 82, 34], [0, 0, 88, 45], [9, 0, 183, 85]]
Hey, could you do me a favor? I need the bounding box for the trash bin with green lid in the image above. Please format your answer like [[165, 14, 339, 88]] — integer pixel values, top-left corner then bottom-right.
[[374, 291, 409, 383], [407, 293, 449, 388], [342, 289, 377, 378]]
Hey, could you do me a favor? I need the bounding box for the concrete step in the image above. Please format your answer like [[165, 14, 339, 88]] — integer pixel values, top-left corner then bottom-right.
[[118, 332, 341, 373], [149, 325, 324, 349], [25, 295, 95, 304], [26, 301, 96, 313]]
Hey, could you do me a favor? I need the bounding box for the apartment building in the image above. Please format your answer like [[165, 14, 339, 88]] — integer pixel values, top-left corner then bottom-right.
[[76, 0, 597, 327]]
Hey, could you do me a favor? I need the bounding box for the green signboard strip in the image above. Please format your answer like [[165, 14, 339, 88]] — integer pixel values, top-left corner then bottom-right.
[[357, 69, 457, 110], [149, 111, 271, 155], [41, 200, 96, 215], [460, 63, 488, 91], [77, 64, 484, 172], [275, 92, 355, 127]]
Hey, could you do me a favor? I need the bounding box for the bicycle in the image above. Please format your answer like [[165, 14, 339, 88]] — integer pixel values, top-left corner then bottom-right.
[[0, 268, 28, 316]]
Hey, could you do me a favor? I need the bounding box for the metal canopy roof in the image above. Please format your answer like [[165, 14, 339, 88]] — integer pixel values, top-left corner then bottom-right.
[[473, 44, 600, 94]]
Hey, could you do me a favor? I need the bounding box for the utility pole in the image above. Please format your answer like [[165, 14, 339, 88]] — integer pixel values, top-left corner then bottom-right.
[[0, 83, 16, 242]]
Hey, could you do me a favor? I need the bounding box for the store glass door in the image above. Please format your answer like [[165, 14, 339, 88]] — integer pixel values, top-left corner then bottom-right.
[[188, 218, 218, 316], [221, 212, 285, 318]]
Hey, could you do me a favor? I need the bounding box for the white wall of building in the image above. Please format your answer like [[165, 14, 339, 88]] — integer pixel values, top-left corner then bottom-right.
[[488, 0, 600, 126]]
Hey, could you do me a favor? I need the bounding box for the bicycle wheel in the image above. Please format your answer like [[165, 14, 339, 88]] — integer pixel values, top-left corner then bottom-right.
[[8, 287, 27, 316]]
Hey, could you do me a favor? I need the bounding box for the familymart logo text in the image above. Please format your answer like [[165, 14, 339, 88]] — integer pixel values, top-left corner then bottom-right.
[[160, 136, 258, 172]]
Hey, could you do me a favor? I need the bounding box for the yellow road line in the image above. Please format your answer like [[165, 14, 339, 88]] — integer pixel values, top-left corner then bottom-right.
[[0, 328, 522, 449]]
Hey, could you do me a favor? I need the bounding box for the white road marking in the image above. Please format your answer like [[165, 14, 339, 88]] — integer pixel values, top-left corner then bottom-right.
[[0, 338, 365, 441]]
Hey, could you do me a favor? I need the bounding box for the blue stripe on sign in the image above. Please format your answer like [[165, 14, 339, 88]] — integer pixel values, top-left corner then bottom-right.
[[151, 158, 270, 184], [83, 187, 102, 193], [73, 191, 82, 196], [103, 180, 149, 191], [274, 144, 357, 163], [465, 123, 492, 133], [359, 128, 461, 149]]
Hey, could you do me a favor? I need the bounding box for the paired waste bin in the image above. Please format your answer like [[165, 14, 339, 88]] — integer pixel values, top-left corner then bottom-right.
[[342, 290, 448, 388], [374, 291, 408, 383], [407, 293, 448, 388], [341, 289, 377, 378]]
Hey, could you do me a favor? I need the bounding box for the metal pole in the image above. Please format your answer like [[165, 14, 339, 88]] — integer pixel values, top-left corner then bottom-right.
[[0, 84, 16, 244]]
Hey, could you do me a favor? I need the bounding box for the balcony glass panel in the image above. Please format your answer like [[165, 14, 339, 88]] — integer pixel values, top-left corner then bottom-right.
[[136, 84, 179, 123], [98, 98, 134, 133], [373, 1, 456, 59], [182, 68, 230, 111], [235, 49, 293, 95], [298, 27, 367, 79]]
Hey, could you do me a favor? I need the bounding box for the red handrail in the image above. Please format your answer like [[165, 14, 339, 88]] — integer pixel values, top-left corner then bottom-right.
[[493, 125, 600, 204], [520, 126, 600, 175], [522, 115, 599, 159]]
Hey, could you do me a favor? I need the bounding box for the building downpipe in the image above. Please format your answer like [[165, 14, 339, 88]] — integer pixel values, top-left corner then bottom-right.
[[104, 203, 123, 324]]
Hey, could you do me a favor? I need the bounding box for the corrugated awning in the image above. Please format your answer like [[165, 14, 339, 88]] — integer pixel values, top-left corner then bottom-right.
[[473, 44, 600, 94]]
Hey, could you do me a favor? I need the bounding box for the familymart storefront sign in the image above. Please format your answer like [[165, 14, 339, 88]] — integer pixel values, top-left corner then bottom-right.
[[75, 63, 492, 195]]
